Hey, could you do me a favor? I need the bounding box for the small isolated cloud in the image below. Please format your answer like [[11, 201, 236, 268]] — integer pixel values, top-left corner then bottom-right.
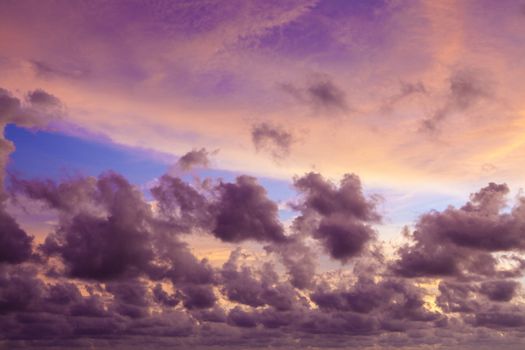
[[251, 122, 293, 160], [420, 69, 491, 133], [169, 148, 217, 174], [26, 89, 62, 108], [281, 75, 350, 116]]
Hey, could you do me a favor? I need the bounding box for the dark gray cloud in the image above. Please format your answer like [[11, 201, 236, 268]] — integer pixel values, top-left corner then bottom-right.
[[2, 170, 525, 348], [152, 283, 180, 307], [227, 306, 258, 328], [479, 280, 520, 302], [220, 249, 301, 311], [0, 209, 33, 264], [0, 87, 62, 266], [292, 172, 380, 262], [181, 285, 216, 310], [393, 182, 525, 278], [106, 279, 150, 319], [151, 174, 212, 233], [436, 281, 480, 313], [14, 172, 216, 287], [251, 122, 293, 160], [473, 309, 525, 329], [19, 172, 155, 280], [212, 175, 287, 243], [311, 276, 439, 327], [265, 236, 317, 289]]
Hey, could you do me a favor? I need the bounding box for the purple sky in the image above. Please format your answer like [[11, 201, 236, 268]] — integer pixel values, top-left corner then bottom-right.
[[1, 1, 525, 349]]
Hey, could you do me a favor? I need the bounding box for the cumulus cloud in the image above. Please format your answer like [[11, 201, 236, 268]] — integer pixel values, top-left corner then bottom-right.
[[0, 88, 61, 188], [17, 173, 155, 280], [220, 249, 301, 311], [0, 209, 33, 264], [393, 182, 525, 278], [265, 236, 317, 289], [292, 172, 380, 262], [0, 87, 62, 266], [212, 176, 287, 243], [3, 169, 525, 348]]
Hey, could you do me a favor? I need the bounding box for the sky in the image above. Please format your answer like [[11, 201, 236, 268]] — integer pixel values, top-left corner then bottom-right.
[[0, 0, 525, 349]]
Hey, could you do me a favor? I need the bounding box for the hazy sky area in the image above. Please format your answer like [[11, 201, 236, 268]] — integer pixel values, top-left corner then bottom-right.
[[1, 1, 525, 349]]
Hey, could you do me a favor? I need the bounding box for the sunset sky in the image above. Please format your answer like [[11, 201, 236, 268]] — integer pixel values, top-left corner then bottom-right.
[[1, 1, 525, 349]]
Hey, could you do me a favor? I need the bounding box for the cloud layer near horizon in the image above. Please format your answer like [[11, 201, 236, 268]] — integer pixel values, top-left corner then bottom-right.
[[0, 87, 524, 349]]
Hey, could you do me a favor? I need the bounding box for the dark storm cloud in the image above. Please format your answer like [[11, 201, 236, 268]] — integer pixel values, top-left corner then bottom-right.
[[14, 172, 216, 286], [151, 174, 212, 233], [436, 281, 480, 313], [311, 276, 439, 324], [265, 236, 317, 289], [152, 174, 288, 244], [479, 280, 520, 302], [251, 122, 293, 160], [314, 214, 376, 261], [281, 76, 349, 115], [227, 306, 258, 328], [181, 285, 216, 310], [473, 309, 525, 329], [0, 263, 199, 342], [393, 182, 525, 278], [152, 283, 180, 307], [293, 172, 380, 221], [19, 172, 155, 280], [106, 279, 150, 319], [0, 265, 44, 315], [420, 69, 490, 132], [292, 172, 380, 261], [220, 249, 300, 311], [0, 209, 33, 264], [212, 175, 287, 243], [3, 168, 525, 347]]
